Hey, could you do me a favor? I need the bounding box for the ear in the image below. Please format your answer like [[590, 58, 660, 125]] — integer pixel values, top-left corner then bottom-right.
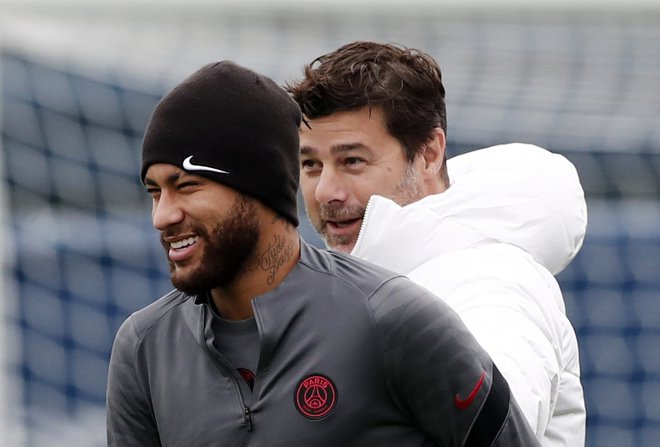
[[421, 127, 446, 175]]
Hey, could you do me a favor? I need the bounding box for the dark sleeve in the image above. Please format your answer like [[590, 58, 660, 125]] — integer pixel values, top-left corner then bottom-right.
[[371, 277, 540, 447], [106, 316, 162, 447]]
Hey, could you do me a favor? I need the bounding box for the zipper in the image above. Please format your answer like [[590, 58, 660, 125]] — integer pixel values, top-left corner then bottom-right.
[[200, 304, 255, 432], [244, 406, 253, 432], [352, 195, 375, 254]]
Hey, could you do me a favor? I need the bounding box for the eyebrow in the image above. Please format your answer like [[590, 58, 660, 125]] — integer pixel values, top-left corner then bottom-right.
[[300, 142, 373, 157], [144, 172, 183, 188]]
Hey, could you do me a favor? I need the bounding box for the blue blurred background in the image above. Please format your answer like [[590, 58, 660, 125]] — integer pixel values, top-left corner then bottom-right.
[[1, 1, 659, 445]]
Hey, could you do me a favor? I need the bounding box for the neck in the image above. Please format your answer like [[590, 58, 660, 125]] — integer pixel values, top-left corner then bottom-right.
[[211, 218, 301, 320], [420, 176, 448, 200]]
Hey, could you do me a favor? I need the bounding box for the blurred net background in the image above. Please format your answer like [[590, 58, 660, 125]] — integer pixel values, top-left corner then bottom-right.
[[1, 0, 659, 445]]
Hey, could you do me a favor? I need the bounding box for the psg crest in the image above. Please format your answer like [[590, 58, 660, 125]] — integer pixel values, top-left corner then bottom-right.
[[294, 374, 338, 419]]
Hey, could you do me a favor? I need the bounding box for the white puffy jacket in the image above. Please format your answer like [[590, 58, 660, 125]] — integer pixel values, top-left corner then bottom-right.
[[351, 143, 587, 447]]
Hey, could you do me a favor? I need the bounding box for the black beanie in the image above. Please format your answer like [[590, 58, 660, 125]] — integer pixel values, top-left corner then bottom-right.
[[141, 61, 302, 226]]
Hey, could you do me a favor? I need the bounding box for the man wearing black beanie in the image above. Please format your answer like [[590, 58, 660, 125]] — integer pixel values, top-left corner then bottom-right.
[[106, 61, 539, 446], [141, 60, 301, 226]]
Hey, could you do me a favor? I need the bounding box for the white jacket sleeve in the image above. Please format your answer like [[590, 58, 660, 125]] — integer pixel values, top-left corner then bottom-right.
[[451, 280, 558, 437], [407, 246, 562, 438]]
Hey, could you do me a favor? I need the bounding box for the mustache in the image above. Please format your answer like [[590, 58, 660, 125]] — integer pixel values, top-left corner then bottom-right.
[[318, 203, 365, 221], [160, 225, 185, 244], [160, 224, 207, 244]]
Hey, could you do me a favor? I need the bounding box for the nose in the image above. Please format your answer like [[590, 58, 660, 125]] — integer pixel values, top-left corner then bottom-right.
[[151, 193, 185, 231], [314, 167, 348, 205]]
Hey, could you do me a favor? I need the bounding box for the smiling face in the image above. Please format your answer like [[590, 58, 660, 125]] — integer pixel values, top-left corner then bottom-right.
[[144, 164, 260, 294], [299, 106, 427, 253]]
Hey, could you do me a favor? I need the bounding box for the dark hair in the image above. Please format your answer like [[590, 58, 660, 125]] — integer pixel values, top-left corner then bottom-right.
[[286, 41, 446, 162]]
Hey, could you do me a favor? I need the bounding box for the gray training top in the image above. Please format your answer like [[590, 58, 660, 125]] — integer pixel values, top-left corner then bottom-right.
[[107, 241, 539, 447]]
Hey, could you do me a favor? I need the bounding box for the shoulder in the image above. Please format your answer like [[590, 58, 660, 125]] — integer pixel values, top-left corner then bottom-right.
[[410, 243, 562, 311], [115, 289, 193, 343], [411, 243, 537, 283], [301, 241, 460, 310], [298, 241, 411, 298]]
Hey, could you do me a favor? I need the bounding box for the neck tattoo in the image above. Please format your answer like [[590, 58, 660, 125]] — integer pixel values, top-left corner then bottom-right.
[[259, 234, 294, 285]]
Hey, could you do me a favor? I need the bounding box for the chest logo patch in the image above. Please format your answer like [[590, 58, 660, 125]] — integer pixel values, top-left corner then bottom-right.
[[294, 374, 337, 419]]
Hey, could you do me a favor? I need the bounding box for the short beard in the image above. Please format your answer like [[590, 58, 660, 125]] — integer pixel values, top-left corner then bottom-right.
[[312, 162, 421, 250], [313, 203, 364, 250], [391, 162, 422, 207], [165, 195, 260, 295]]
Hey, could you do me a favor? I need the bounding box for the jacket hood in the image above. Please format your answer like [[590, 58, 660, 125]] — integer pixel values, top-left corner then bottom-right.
[[351, 143, 587, 275]]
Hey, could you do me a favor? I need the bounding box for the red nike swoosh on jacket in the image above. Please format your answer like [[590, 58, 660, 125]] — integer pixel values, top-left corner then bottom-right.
[[454, 370, 487, 409]]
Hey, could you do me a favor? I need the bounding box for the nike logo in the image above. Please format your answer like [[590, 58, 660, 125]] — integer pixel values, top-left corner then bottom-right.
[[182, 156, 229, 175], [454, 370, 486, 410]]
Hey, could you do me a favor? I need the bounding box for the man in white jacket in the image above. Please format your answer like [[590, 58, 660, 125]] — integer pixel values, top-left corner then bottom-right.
[[287, 41, 587, 446]]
